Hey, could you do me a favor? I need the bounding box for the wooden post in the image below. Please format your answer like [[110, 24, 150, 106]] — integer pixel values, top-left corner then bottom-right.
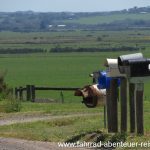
[[129, 83, 135, 133], [106, 87, 112, 132], [19, 86, 23, 100], [15, 87, 18, 99], [31, 85, 35, 102], [106, 79, 118, 133], [26, 85, 31, 101], [60, 91, 64, 103], [120, 78, 127, 133], [136, 83, 144, 135], [104, 105, 107, 128], [110, 79, 118, 132]]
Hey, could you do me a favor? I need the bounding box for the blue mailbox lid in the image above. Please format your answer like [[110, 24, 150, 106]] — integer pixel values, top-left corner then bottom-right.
[[98, 71, 120, 89]]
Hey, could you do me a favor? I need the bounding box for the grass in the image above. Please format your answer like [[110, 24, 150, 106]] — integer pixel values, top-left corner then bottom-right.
[[0, 30, 149, 148], [0, 30, 150, 51], [20, 102, 102, 114], [0, 51, 130, 101], [0, 115, 103, 142], [0, 101, 149, 143], [0, 30, 149, 103], [0, 51, 150, 102], [0, 101, 102, 118]]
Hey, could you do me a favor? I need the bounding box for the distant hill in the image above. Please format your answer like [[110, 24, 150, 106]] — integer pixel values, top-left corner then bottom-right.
[[0, 6, 150, 32], [64, 13, 150, 25]]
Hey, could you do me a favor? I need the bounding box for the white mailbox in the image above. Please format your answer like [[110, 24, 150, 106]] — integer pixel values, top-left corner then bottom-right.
[[104, 58, 125, 77]]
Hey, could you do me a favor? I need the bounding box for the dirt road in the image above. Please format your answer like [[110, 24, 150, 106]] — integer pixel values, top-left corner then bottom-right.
[[0, 113, 100, 150], [0, 137, 94, 150], [0, 113, 100, 126]]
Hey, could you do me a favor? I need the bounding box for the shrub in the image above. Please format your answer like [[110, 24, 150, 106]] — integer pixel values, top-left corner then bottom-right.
[[4, 98, 21, 113], [97, 36, 102, 41], [0, 71, 21, 113]]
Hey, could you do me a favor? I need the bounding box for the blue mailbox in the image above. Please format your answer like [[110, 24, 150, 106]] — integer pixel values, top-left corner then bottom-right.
[[97, 71, 120, 89]]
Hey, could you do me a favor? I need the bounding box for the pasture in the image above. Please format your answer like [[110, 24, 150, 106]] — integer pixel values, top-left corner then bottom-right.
[[64, 13, 150, 25], [0, 30, 150, 148], [0, 30, 150, 109], [0, 52, 150, 101], [0, 30, 150, 51]]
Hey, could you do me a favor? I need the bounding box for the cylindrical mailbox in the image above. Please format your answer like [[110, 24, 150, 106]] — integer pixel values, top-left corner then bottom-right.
[[124, 58, 150, 77], [104, 59, 125, 77], [98, 71, 120, 89], [74, 84, 106, 108], [118, 53, 143, 74], [98, 71, 111, 89]]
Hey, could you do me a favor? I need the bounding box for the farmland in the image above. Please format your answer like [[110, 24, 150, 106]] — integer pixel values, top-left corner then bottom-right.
[[0, 29, 150, 148], [0, 30, 150, 100], [65, 12, 150, 25], [0, 30, 150, 52]]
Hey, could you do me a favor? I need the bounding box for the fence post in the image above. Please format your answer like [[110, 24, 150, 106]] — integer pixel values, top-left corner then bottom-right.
[[136, 83, 144, 135], [60, 91, 64, 103], [129, 83, 135, 133], [26, 85, 31, 101], [15, 87, 18, 99], [19, 86, 23, 100], [31, 85, 35, 102], [120, 78, 127, 133]]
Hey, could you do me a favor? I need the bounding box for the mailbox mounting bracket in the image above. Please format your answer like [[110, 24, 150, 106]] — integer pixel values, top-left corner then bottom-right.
[[129, 77, 150, 83]]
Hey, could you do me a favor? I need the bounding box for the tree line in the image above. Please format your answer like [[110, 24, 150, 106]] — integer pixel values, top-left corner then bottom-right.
[[51, 46, 140, 53], [0, 48, 44, 54]]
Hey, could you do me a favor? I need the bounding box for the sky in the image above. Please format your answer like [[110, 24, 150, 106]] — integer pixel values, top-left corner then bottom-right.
[[0, 0, 150, 12]]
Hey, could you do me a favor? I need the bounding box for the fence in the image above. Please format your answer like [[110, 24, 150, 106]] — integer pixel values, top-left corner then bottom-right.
[[15, 85, 80, 103]]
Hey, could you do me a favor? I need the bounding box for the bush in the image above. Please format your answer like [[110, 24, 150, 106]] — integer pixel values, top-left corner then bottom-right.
[[0, 98, 21, 113], [97, 36, 102, 41], [0, 71, 21, 113], [4, 98, 21, 113]]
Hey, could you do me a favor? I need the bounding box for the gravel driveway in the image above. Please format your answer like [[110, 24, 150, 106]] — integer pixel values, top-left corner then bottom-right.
[[0, 113, 100, 150], [0, 137, 93, 150]]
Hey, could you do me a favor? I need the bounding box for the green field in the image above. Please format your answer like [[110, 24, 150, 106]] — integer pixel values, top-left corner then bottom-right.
[[0, 30, 150, 146], [0, 52, 150, 101], [65, 13, 150, 25], [0, 52, 119, 101], [0, 30, 150, 101], [0, 30, 150, 51]]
